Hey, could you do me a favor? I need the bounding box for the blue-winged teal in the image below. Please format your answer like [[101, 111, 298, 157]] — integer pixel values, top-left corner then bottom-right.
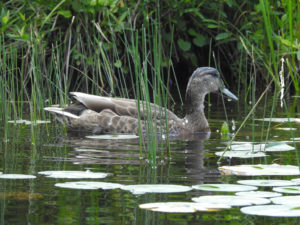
[[45, 67, 237, 134]]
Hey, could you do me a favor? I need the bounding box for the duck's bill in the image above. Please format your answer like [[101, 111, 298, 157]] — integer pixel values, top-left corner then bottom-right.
[[220, 88, 238, 101]]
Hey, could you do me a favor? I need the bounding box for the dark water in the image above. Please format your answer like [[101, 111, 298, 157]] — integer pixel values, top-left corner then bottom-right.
[[1, 95, 300, 224]]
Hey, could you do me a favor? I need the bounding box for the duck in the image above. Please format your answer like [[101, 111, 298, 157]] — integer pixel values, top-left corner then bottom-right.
[[44, 67, 238, 135]]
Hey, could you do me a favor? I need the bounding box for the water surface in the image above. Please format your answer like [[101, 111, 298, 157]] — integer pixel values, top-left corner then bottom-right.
[[1, 96, 300, 224]]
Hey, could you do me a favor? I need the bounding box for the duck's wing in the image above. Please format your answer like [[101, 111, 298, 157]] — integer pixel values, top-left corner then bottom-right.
[[70, 92, 180, 121]]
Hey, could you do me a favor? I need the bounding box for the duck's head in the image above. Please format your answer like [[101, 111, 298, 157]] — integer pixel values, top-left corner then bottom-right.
[[185, 67, 238, 113]]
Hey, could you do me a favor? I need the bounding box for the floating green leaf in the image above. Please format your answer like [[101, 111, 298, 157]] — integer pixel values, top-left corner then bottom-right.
[[86, 134, 139, 139], [219, 164, 300, 176], [139, 202, 230, 213], [0, 174, 36, 179], [38, 170, 108, 179], [237, 179, 295, 187], [192, 184, 257, 192], [192, 195, 270, 206], [55, 181, 123, 190], [236, 191, 282, 198], [271, 196, 300, 205], [273, 186, 300, 194], [121, 184, 192, 195], [241, 205, 300, 217]]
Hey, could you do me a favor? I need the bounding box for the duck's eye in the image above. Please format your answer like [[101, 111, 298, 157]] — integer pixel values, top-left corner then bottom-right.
[[211, 72, 219, 78]]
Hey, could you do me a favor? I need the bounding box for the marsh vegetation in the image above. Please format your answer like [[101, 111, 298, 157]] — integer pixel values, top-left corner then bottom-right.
[[0, 0, 299, 223]]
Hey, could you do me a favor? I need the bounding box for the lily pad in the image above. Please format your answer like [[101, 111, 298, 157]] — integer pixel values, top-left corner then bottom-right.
[[291, 178, 300, 184], [215, 151, 267, 158], [241, 205, 300, 217], [271, 195, 300, 205], [8, 119, 51, 125], [275, 127, 297, 131], [8, 119, 32, 125], [192, 195, 270, 206], [120, 184, 192, 195], [235, 191, 282, 198], [237, 179, 296, 187], [273, 186, 300, 194], [219, 164, 300, 176], [0, 174, 36, 179], [192, 184, 257, 192], [55, 181, 123, 190], [264, 143, 295, 152], [86, 134, 139, 140], [38, 170, 108, 179], [139, 202, 230, 213], [74, 148, 110, 153], [256, 118, 300, 123], [228, 142, 294, 152]]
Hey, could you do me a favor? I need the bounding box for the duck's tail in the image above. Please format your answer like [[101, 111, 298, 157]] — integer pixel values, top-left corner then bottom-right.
[[44, 106, 79, 125]]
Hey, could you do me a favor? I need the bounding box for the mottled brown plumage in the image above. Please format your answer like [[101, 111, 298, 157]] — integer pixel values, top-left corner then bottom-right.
[[44, 67, 237, 135]]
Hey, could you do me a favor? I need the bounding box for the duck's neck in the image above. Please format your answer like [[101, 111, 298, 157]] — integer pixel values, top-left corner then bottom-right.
[[183, 92, 209, 132]]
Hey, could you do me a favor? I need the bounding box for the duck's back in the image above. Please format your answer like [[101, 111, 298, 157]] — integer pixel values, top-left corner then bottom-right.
[[45, 92, 183, 134]]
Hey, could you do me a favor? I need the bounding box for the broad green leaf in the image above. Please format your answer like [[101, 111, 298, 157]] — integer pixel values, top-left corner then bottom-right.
[[207, 24, 219, 28], [216, 32, 230, 40], [177, 39, 191, 51], [114, 60, 122, 68], [58, 10, 72, 18], [90, 0, 97, 6], [188, 28, 198, 36], [193, 35, 207, 47]]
